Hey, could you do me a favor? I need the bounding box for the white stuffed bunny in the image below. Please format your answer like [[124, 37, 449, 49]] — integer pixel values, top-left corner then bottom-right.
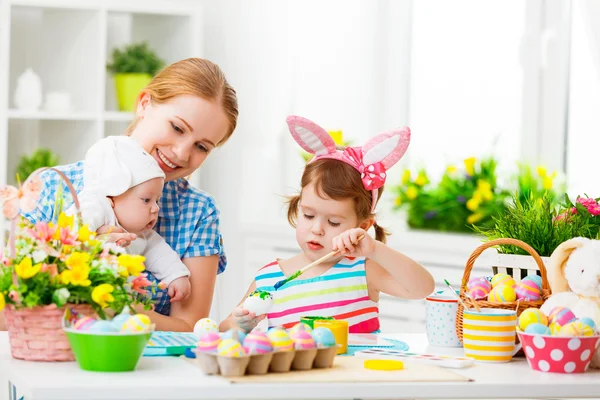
[[540, 237, 600, 368]]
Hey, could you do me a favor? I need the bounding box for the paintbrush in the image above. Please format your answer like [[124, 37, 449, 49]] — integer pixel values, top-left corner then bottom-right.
[[273, 234, 365, 290], [443, 279, 480, 312]]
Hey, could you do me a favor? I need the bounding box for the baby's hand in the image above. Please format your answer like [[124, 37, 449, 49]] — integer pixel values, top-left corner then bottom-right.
[[97, 225, 136, 247], [232, 306, 266, 332], [168, 277, 191, 303], [332, 228, 375, 258]]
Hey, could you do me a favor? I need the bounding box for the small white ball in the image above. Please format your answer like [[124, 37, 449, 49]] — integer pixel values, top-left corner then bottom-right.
[[193, 318, 219, 339], [243, 290, 273, 316]]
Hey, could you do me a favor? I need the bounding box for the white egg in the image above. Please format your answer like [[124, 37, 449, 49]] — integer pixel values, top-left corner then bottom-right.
[[243, 293, 273, 316], [193, 318, 219, 339]]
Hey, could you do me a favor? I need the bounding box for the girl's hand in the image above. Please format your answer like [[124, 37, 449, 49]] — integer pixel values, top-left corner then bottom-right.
[[232, 306, 266, 332], [96, 225, 137, 247], [332, 228, 376, 258]]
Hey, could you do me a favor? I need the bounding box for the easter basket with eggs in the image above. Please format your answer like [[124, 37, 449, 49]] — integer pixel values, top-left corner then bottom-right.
[[0, 168, 159, 362], [456, 238, 552, 343]]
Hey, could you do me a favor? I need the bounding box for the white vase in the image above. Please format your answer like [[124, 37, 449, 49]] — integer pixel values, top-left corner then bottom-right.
[[14, 68, 43, 111]]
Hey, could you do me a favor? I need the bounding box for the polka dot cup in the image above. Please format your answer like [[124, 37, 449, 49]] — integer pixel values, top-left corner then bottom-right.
[[425, 292, 462, 347], [518, 331, 600, 373]]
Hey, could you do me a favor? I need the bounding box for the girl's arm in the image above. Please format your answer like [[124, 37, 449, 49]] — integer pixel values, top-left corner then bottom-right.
[[219, 281, 265, 332]]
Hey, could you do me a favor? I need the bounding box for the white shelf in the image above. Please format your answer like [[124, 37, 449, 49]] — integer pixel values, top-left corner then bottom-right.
[[104, 111, 134, 121], [7, 109, 97, 121]]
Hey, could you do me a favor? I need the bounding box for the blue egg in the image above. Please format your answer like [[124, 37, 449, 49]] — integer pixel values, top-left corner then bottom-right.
[[311, 327, 336, 347], [111, 312, 131, 330], [522, 275, 542, 290], [525, 323, 550, 335], [221, 328, 247, 343], [89, 320, 119, 333], [579, 318, 597, 331]]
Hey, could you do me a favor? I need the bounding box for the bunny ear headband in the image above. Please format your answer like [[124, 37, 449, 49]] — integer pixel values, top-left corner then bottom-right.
[[286, 115, 411, 213]]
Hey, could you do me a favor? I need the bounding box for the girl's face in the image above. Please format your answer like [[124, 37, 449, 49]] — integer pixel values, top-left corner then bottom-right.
[[112, 177, 163, 234], [296, 183, 363, 261], [131, 93, 230, 181]]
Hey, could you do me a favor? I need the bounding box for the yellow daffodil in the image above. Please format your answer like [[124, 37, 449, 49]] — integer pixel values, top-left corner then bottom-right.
[[57, 213, 74, 229], [446, 165, 458, 175], [394, 197, 402, 207], [0, 293, 5, 311], [405, 186, 418, 200], [66, 252, 91, 270], [117, 254, 146, 277], [60, 264, 91, 286], [464, 157, 476, 176], [476, 180, 493, 201], [536, 166, 547, 177], [414, 172, 428, 187], [401, 169, 411, 185], [77, 225, 94, 243], [328, 130, 343, 146], [15, 257, 42, 279], [542, 176, 553, 190], [466, 198, 480, 211], [467, 213, 484, 224], [92, 284, 115, 309]]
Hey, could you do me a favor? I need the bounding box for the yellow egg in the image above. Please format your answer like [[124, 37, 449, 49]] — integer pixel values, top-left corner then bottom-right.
[[120, 314, 151, 333], [217, 338, 246, 357], [558, 321, 595, 337], [488, 285, 516, 303]]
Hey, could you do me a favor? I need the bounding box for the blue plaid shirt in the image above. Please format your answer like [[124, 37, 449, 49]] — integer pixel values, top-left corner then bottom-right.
[[22, 161, 227, 316]]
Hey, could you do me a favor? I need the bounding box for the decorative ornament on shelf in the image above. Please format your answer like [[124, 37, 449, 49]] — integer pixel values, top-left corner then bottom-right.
[[13, 68, 43, 111]]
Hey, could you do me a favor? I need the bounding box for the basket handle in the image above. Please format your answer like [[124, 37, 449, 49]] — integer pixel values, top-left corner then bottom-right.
[[459, 238, 550, 297]]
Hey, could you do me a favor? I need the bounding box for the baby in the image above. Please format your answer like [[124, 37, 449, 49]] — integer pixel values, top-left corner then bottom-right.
[[70, 136, 190, 302]]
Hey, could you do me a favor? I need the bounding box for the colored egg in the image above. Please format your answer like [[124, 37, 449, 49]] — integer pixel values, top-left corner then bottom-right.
[[558, 321, 595, 337], [121, 314, 152, 333], [549, 322, 562, 335], [193, 318, 219, 339], [522, 274, 542, 290], [518, 308, 548, 331], [289, 322, 313, 335], [467, 277, 491, 300], [221, 328, 247, 343], [73, 316, 96, 331], [217, 338, 246, 357], [111, 312, 132, 330], [196, 332, 221, 353], [89, 320, 119, 333], [267, 327, 294, 352], [243, 290, 274, 316], [290, 327, 316, 350], [487, 284, 516, 303], [548, 307, 576, 327], [524, 323, 551, 335], [579, 317, 597, 331], [311, 327, 336, 348], [491, 273, 516, 288], [515, 280, 542, 301], [243, 331, 273, 355]]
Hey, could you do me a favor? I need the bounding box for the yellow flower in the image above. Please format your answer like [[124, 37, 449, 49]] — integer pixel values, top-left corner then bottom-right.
[[57, 213, 74, 229], [446, 165, 458, 175], [414, 172, 428, 187], [405, 186, 418, 200], [0, 293, 5, 311], [328, 130, 343, 146], [77, 225, 94, 243], [92, 284, 115, 309], [467, 213, 484, 224], [117, 254, 146, 277], [542, 176, 553, 190], [466, 198, 481, 211], [536, 166, 547, 177], [15, 257, 42, 279], [66, 252, 91, 270], [464, 157, 476, 176], [60, 264, 91, 286], [477, 180, 492, 192], [394, 197, 402, 207], [401, 169, 411, 185]]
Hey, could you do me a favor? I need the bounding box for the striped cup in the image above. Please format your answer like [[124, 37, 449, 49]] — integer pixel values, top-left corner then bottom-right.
[[463, 308, 521, 362]]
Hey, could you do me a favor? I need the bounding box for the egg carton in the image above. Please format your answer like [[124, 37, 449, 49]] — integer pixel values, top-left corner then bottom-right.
[[194, 345, 340, 377]]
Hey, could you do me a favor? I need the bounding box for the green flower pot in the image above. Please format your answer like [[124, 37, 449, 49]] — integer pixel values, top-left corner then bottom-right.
[[64, 329, 151, 372], [114, 73, 152, 112]]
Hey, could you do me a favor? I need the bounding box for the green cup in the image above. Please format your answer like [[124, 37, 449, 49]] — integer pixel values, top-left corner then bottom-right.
[[64, 329, 151, 372], [300, 316, 335, 329]]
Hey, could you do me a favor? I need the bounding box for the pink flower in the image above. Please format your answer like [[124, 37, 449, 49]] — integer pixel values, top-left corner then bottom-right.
[[28, 222, 56, 242], [132, 273, 153, 295], [58, 227, 77, 246], [9, 291, 19, 302], [41, 263, 58, 277], [590, 205, 600, 216], [577, 197, 597, 207]]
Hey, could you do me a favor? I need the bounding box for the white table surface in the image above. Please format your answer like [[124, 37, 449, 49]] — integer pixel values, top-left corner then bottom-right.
[[2, 331, 600, 400]]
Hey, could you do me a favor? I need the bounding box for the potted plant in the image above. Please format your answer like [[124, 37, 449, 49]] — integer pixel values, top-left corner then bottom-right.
[[15, 148, 59, 181], [106, 42, 165, 112]]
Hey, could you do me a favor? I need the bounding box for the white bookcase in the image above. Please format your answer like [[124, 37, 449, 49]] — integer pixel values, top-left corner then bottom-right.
[[0, 0, 202, 237]]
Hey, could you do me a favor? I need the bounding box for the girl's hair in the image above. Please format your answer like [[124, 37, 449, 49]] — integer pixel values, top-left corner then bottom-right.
[[125, 58, 238, 144], [287, 158, 390, 243]]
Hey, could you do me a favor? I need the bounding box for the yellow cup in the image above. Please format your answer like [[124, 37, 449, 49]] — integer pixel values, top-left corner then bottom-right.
[[463, 308, 522, 362], [314, 319, 348, 354]]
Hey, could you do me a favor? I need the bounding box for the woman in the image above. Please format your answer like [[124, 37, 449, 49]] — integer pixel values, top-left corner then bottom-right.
[[22, 58, 238, 331]]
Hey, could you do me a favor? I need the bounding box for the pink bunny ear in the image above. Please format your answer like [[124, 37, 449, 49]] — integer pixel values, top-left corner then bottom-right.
[[286, 115, 337, 156], [361, 127, 411, 170]]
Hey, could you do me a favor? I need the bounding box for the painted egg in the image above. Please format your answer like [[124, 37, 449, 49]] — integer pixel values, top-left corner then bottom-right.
[[267, 327, 294, 352], [73, 316, 96, 331], [487, 284, 516, 303], [89, 320, 119, 333], [518, 308, 548, 331], [549, 322, 562, 335], [290, 326, 316, 350], [579, 317, 597, 331], [467, 277, 492, 300], [524, 323, 551, 335], [491, 273, 516, 288], [243, 331, 273, 355], [193, 318, 219, 339], [196, 332, 221, 353], [221, 328, 247, 344], [548, 307, 576, 327], [217, 338, 246, 357], [522, 274, 542, 290], [289, 322, 313, 335], [515, 280, 542, 301], [111, 312, 132, 330], [311, 327, 336, 348], [558, 321, 595, 337], [121, 314, 152, 333], [243, 290, 273, 316]]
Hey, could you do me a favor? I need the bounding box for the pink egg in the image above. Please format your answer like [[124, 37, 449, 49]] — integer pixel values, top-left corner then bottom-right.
[[290, 329, 316, 350], [196, 332, 221, 353], [243, 331, 273, 355], [467, 277, 491, 300], [515, 280, 542, 301], [548, 307, 576, 327], [73, 316, 96, 331]]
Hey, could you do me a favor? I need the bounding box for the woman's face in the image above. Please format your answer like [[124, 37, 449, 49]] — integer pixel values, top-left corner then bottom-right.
[[131, 93, 230, 181]]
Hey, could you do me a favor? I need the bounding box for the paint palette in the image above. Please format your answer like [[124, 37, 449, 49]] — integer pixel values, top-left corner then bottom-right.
[[353, 348, 475, 369], [144, 331, 198, 356]]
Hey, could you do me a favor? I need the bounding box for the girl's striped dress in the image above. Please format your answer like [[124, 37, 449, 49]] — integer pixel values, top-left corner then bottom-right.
[[255, 257, 380, 333]]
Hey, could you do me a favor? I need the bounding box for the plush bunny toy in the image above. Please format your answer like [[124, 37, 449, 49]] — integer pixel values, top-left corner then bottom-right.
[[540, 237, 600, 368]]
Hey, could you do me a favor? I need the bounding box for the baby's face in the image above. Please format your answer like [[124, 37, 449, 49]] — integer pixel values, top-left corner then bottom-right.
[[112, 177, 164, 234]]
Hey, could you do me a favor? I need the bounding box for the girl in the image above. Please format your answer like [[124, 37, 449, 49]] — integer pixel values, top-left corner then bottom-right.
[[220, 116, 434, 333], [20, 58, 238, 332]]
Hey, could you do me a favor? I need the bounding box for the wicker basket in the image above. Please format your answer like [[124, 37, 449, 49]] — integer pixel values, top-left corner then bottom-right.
[[455, 238, 551, 343], [5, 304, 94, 361]]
